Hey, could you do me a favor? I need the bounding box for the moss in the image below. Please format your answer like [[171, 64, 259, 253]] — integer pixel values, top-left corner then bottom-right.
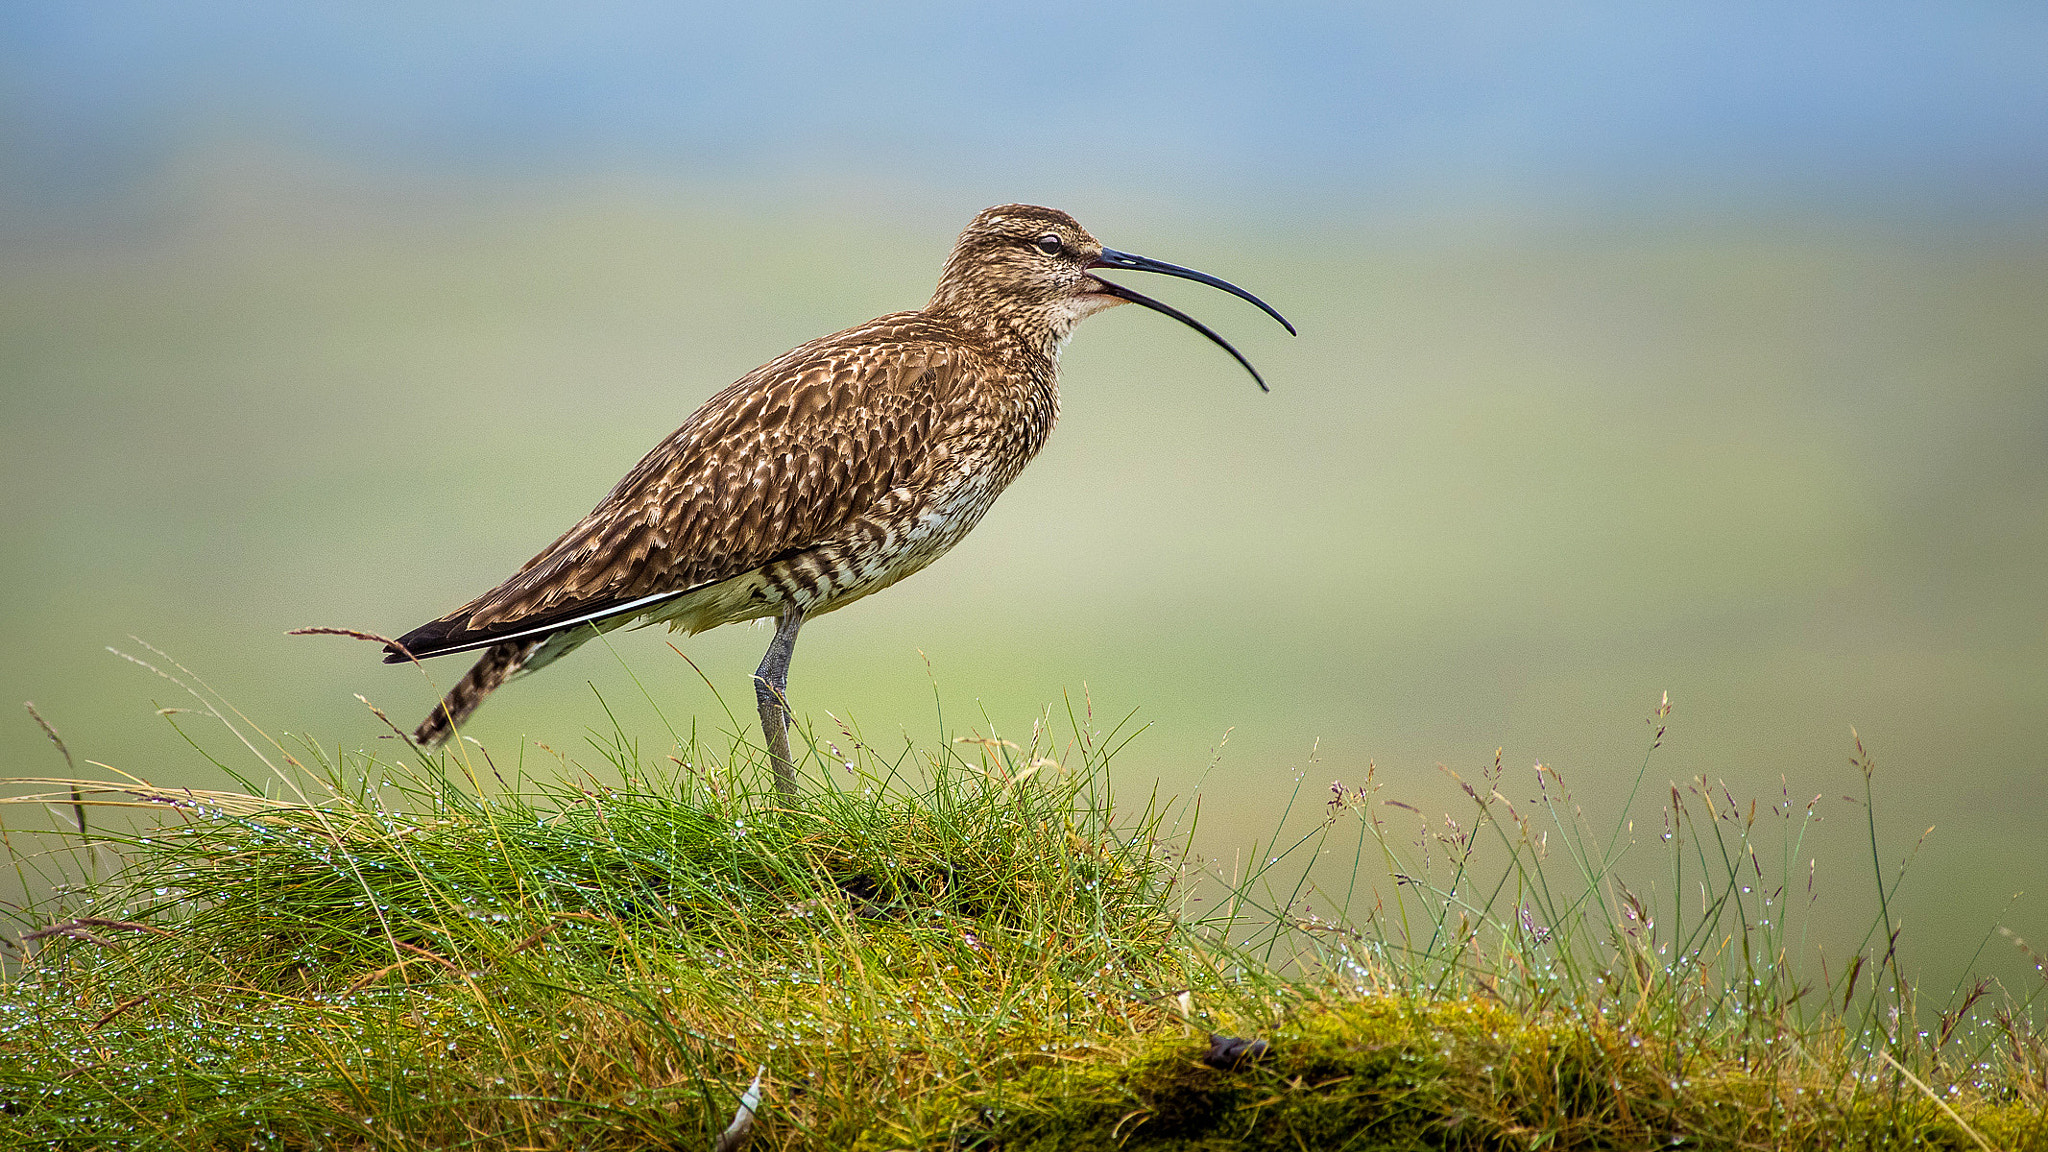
[[979, 998, 2048, 1152], [990, 999, 1502, 1150]]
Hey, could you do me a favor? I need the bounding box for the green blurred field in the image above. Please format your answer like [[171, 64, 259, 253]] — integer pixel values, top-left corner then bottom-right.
[[4, 179, 2045, 989]]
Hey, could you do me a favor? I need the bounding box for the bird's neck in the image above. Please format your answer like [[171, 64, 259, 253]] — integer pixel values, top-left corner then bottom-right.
[[922, 294, 1074, 374], [912, 300, 1064, 452]]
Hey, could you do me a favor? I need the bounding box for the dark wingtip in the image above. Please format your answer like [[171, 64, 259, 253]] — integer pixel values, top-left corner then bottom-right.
[[384, 619, 460, 663]]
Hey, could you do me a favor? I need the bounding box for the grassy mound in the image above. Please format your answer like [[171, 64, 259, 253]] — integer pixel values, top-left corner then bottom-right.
[[1, 709, 1229, 1148], [2, 674, 2043, 1149]]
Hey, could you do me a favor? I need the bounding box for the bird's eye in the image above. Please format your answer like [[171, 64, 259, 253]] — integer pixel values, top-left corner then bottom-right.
[[1034, 234, 1064, 256]]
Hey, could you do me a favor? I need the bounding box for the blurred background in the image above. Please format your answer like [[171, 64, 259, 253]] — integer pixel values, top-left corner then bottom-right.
[[3, 4, 2044, 991]]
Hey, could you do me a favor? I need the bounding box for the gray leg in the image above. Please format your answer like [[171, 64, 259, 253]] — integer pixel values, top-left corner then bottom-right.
[[753, 608, 805, 794]]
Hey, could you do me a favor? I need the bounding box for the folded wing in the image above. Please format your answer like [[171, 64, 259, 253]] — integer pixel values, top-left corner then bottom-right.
[[388, 328, 957, 663]]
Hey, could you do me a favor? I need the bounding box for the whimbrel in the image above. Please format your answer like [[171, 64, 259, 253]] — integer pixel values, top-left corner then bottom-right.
[[383, 205, 1293, 791]]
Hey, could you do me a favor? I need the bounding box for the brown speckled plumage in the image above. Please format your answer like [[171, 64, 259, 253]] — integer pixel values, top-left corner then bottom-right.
[[385, 204, 1291, 784]]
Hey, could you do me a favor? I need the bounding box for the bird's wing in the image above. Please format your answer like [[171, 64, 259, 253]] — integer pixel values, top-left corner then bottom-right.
[[389, 325, 962, 661]]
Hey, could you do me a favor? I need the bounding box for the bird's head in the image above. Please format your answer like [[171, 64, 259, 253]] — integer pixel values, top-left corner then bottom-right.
[[929, 204, 1295, 389]]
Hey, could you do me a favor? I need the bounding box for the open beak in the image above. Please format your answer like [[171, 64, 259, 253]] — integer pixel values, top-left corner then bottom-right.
[[1087, 247, 1296, 392]]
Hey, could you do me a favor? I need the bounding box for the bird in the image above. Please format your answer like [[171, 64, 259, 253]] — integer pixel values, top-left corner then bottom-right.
[[380, 204, 1293, 791]]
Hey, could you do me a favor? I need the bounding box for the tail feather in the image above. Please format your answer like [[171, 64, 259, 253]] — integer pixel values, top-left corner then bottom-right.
[[413, 639, 542, 748]]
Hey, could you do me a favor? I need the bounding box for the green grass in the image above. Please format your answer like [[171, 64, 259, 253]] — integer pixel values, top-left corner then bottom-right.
[[1, 657, 2043, 1149], [9, 204, 2048, 995]]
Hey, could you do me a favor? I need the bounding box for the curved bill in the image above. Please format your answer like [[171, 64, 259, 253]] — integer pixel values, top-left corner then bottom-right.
[[1088, 247, 1295, 393], [1092, 248, 1296, 335]]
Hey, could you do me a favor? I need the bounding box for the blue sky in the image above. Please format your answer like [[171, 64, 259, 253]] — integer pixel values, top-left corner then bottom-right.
[[4, 3, 2046, 211]]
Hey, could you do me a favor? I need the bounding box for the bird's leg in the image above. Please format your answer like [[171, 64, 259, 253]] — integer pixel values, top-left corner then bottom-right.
[[753, 608, 805, 794]]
